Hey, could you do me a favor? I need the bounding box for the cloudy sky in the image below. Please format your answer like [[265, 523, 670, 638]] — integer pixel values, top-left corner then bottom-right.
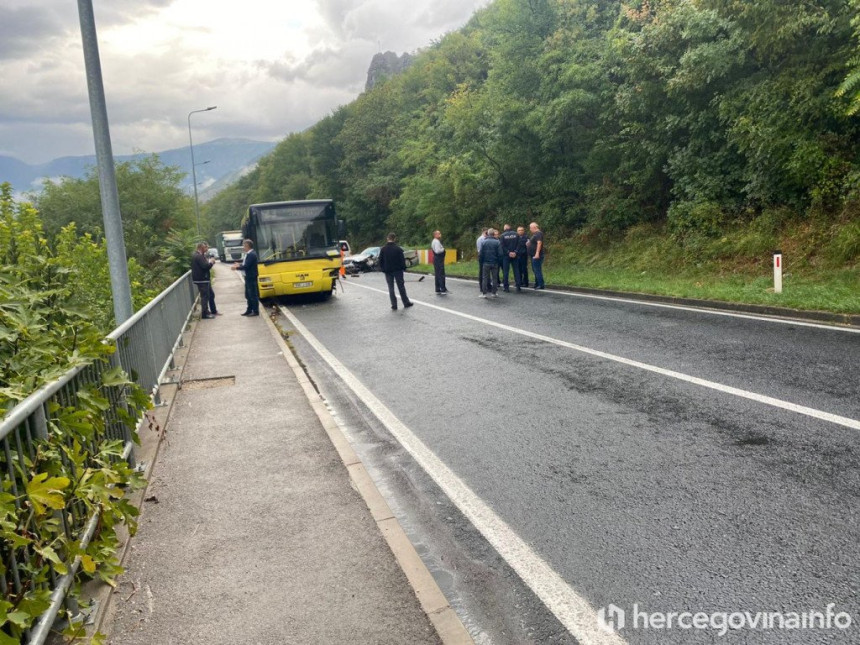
[[1, 0, 489, 165]]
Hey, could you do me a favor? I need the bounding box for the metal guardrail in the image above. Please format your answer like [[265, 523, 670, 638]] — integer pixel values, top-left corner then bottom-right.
[[0, 271, 197, 644]]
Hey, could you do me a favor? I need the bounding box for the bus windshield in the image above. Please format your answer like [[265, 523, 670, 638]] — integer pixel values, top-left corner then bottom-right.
[[248, 202, 338, 262]]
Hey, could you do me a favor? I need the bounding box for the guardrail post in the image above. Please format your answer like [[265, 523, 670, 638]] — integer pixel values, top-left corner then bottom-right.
[[32, 404, 49, 441]]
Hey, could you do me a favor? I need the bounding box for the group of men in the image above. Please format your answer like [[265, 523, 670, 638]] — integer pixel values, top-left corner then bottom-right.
[[378, 222, 546, 309], [191, 239, 260, 318], [193, 224, 545, 315], [475, 222, 545, 297]]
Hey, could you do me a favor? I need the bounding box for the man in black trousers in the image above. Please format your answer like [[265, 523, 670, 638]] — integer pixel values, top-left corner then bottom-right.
[[499, 224, 520, 292], [516, 225, 530, 288], [191, 242, 220, 318], [231, 239, 259, 316], [378, 233, 414, 310], [430, 230, 448, 295]]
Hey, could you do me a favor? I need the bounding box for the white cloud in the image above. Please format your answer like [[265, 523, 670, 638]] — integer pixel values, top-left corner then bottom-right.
[[0, 0, 490, 165]]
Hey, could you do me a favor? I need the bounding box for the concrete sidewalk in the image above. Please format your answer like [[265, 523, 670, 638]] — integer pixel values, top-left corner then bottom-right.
[[103, 262, 460, 644]]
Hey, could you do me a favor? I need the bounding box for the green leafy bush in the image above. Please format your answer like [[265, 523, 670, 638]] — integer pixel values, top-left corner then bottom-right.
[[1, 184, 150, 642], [667, 200, 727, 238]]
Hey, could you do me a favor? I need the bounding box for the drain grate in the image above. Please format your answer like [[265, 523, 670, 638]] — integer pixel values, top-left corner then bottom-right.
[[182, 376, 236, 390]]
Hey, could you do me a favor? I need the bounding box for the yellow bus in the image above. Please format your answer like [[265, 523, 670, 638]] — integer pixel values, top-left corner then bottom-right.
[[241, 199, 343, 299]]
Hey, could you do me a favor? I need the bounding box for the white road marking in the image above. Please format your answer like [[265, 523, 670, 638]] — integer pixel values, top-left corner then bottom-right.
[[279, 304, 627, 645], [349, 282, 860, 431], [443, 276, 860, 334]]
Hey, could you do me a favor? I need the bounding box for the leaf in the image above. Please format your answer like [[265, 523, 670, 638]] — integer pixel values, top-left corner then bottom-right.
[[34, 546, 68, 576], [5, 533, 32, 549], [5, 610, 30, 629], [0, 630, 20, 645], [81, 554, 96, 575], [26, 472, 70, 515], [100, 366, 131, 387], [90, 631, 107, 645]]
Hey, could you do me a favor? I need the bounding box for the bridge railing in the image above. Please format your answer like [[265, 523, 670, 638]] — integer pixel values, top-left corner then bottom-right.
[[0, 271, 196, 644]]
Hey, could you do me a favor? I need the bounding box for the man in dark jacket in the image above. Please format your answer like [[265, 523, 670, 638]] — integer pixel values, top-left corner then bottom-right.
[[231, 239, 259, 316], [378, 233, 413, 310], [191, 242, 219, 319], [478, 228, 503, 297], [516, 226, 530, 288], [499, 224, 520, 292]]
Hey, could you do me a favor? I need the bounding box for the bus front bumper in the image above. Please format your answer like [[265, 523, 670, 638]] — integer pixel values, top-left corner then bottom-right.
[[257, 268, 339, 297]]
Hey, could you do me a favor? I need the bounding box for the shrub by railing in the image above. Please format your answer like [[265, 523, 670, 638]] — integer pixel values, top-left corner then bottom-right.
[[0, 271, 196, 644]]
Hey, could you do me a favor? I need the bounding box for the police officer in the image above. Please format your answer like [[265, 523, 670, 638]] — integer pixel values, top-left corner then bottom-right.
[[499, 224, 520, 292]]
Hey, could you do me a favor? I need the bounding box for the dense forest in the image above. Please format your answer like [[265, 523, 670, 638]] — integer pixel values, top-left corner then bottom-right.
[[206, 0, 860, 264]]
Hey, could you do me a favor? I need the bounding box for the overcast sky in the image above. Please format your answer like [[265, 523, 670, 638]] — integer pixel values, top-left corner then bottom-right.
[[0, 0, 489, 165]]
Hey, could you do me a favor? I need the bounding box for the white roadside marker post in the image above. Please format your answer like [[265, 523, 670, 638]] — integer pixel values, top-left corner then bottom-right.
[[773, 250, 783, 294]]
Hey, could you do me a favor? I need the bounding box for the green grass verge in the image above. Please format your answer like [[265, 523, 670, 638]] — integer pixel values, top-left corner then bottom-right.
[[410, 220, 859, 314]]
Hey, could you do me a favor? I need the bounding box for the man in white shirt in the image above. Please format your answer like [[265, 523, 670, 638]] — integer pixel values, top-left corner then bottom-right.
[[476, 228, 488, 293], [431, 230, 448, 294]]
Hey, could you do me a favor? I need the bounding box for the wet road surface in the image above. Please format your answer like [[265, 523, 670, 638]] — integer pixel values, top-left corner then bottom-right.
[[275, 273, 860, 644]]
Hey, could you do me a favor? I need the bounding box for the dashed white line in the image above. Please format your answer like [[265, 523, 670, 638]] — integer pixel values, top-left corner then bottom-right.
[[348, 282, 860, 431], [279, 304, 627, 645]]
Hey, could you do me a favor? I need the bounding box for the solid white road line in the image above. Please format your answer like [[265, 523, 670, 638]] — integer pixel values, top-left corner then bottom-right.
[[443, 276, 860, 334], [350, 282, 860, 431], [279, 305, 627, 645]]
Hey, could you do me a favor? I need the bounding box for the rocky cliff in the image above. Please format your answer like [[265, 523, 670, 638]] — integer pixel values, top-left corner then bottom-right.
[[365, 51, 414, 91]]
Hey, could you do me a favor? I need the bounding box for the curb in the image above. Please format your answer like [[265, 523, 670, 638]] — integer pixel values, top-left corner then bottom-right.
[[262, 308, 474, 645], [415, 271, 860, 327]]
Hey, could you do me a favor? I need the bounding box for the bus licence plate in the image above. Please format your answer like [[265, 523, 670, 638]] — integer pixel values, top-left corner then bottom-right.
[[293, 281, 313, 288]]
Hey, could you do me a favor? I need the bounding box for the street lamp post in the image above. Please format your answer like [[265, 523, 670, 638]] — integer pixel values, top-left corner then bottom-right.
[[187, 106, 217, 236]]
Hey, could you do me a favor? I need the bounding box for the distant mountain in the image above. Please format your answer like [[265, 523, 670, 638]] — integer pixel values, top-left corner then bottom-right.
[[0, 138, 276, 200]]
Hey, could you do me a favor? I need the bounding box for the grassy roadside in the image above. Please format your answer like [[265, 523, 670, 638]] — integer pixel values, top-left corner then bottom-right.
[[407, 221, 859, 314]]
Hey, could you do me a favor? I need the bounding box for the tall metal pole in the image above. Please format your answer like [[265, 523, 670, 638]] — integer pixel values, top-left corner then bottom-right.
[[187, 106, 217, 236], [77, 0, 133, 324]]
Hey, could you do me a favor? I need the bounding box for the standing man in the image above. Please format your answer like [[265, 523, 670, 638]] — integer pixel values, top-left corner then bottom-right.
[[476, 228, 488, 294], [529, 222, 545, 290], [232, 239, 259, 316], [516, 226, 530, 289], [431, 230, 448, 295], [191, 242, 219, 319], [479, 228, 503, 297], [499, 224, 520, 292], [378, 233, 414, 310]]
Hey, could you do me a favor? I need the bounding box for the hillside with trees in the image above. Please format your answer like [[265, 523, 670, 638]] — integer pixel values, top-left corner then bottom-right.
[[205, 0, 859, 287]]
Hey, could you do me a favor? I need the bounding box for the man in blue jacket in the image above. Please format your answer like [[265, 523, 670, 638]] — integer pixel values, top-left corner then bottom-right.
[[232, 239, 259, 316], [478, 229, 503, 297]]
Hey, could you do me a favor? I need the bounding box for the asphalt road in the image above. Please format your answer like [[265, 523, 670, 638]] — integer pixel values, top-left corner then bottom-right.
[[276, 272, 860, 645]]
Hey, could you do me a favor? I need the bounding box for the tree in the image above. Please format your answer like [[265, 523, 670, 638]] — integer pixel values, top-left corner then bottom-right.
[[32, 155, 194, 270]]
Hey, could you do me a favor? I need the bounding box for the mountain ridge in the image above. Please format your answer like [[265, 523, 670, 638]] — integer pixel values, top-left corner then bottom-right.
[[0, 138, 276, 200]]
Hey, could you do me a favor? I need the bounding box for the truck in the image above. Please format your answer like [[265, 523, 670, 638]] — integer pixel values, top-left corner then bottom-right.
[[216, 230, 244, 262]]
